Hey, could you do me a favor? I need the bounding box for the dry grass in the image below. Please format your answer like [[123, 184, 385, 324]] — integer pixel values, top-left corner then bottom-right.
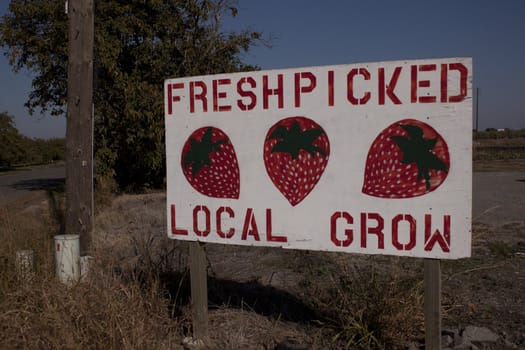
[[0, 273, 180, 349], [207, 308, 323, 349], [0, 193, 182, 350], [473, 137, 525, 160], [1, 190, 434, 349], [3, 157, 525, 348], [293, 255, 424, 349]]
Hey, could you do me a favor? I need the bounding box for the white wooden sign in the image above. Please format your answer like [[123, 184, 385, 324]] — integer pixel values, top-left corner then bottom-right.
[[165, 57, 472, 259]]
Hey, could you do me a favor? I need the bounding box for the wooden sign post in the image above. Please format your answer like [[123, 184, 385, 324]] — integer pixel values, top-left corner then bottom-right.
[[424, 259, 442, 349], [189, 242, 209, 342]]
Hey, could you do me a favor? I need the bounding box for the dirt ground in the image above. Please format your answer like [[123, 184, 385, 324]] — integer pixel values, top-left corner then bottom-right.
[[92, 162, 524, 349], [93, 192, 524, 349], [2, 160, 524, 349]]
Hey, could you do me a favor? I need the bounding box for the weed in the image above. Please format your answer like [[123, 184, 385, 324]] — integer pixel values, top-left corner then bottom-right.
[[302, 256, 424, 349], [487, 241, 514, 258]]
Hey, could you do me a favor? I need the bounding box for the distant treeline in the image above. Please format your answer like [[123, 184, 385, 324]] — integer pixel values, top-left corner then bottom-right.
[[1, 112, 65, 168], [2, 109, 524, 169], [473, 128, 525, 160], [475, 128, 525, 139]]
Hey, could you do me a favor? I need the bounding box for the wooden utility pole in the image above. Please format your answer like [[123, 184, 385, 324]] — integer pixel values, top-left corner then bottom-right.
[[65, 0, 94, 255]]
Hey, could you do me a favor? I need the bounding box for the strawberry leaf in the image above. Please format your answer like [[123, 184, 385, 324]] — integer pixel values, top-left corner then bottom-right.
[[267, 125, 290, 140], [183, 127, 225, 177], [267, 120, 326, 160], [391, 123, 448, 191]]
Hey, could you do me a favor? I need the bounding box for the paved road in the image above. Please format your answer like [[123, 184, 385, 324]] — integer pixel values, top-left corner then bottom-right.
[[0, 166, 65, 204], [1, 166, 524, 225], [472, 171, 525, 225]]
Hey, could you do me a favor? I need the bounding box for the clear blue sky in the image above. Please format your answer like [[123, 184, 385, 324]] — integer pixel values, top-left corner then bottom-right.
[[1, 0, 524, 139]]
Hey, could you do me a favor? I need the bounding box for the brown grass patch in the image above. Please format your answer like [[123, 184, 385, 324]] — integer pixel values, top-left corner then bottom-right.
[[8, 191, 508, 349], [0, 193, 182, 350]]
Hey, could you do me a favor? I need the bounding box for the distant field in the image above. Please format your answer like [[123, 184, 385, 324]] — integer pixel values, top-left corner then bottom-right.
[[473, 137, 525, 160]]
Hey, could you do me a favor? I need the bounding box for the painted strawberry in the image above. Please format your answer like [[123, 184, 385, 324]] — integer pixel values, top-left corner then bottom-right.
[[181, 126, 240, 199], [263, 116, 330, 206], [362, 118, 450, 198]]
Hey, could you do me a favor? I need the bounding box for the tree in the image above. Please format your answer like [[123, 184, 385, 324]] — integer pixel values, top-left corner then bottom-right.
[[0, 111, 65, 167], [0, 111, 26, 167], [1, 0, 262, 189]]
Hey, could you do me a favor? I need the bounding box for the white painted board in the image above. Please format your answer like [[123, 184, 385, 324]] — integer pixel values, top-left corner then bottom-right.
[[165, 57, 472, 259]]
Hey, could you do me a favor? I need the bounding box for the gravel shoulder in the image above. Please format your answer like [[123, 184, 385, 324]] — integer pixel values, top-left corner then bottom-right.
[[473, 172, 525, 225]]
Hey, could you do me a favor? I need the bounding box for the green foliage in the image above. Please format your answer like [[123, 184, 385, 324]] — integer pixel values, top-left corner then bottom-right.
[[0, 111, 65, 167], [0, 112, 26, 166], [1, 0, 262, 190], [32, 138, 66, 163], [0, 2, 67, 116]]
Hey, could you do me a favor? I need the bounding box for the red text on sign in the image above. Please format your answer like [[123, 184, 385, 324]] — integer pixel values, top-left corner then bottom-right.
[[170, 205, 287, 243], [330, 211, 451, 253], [165, 62, 469, 114]]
